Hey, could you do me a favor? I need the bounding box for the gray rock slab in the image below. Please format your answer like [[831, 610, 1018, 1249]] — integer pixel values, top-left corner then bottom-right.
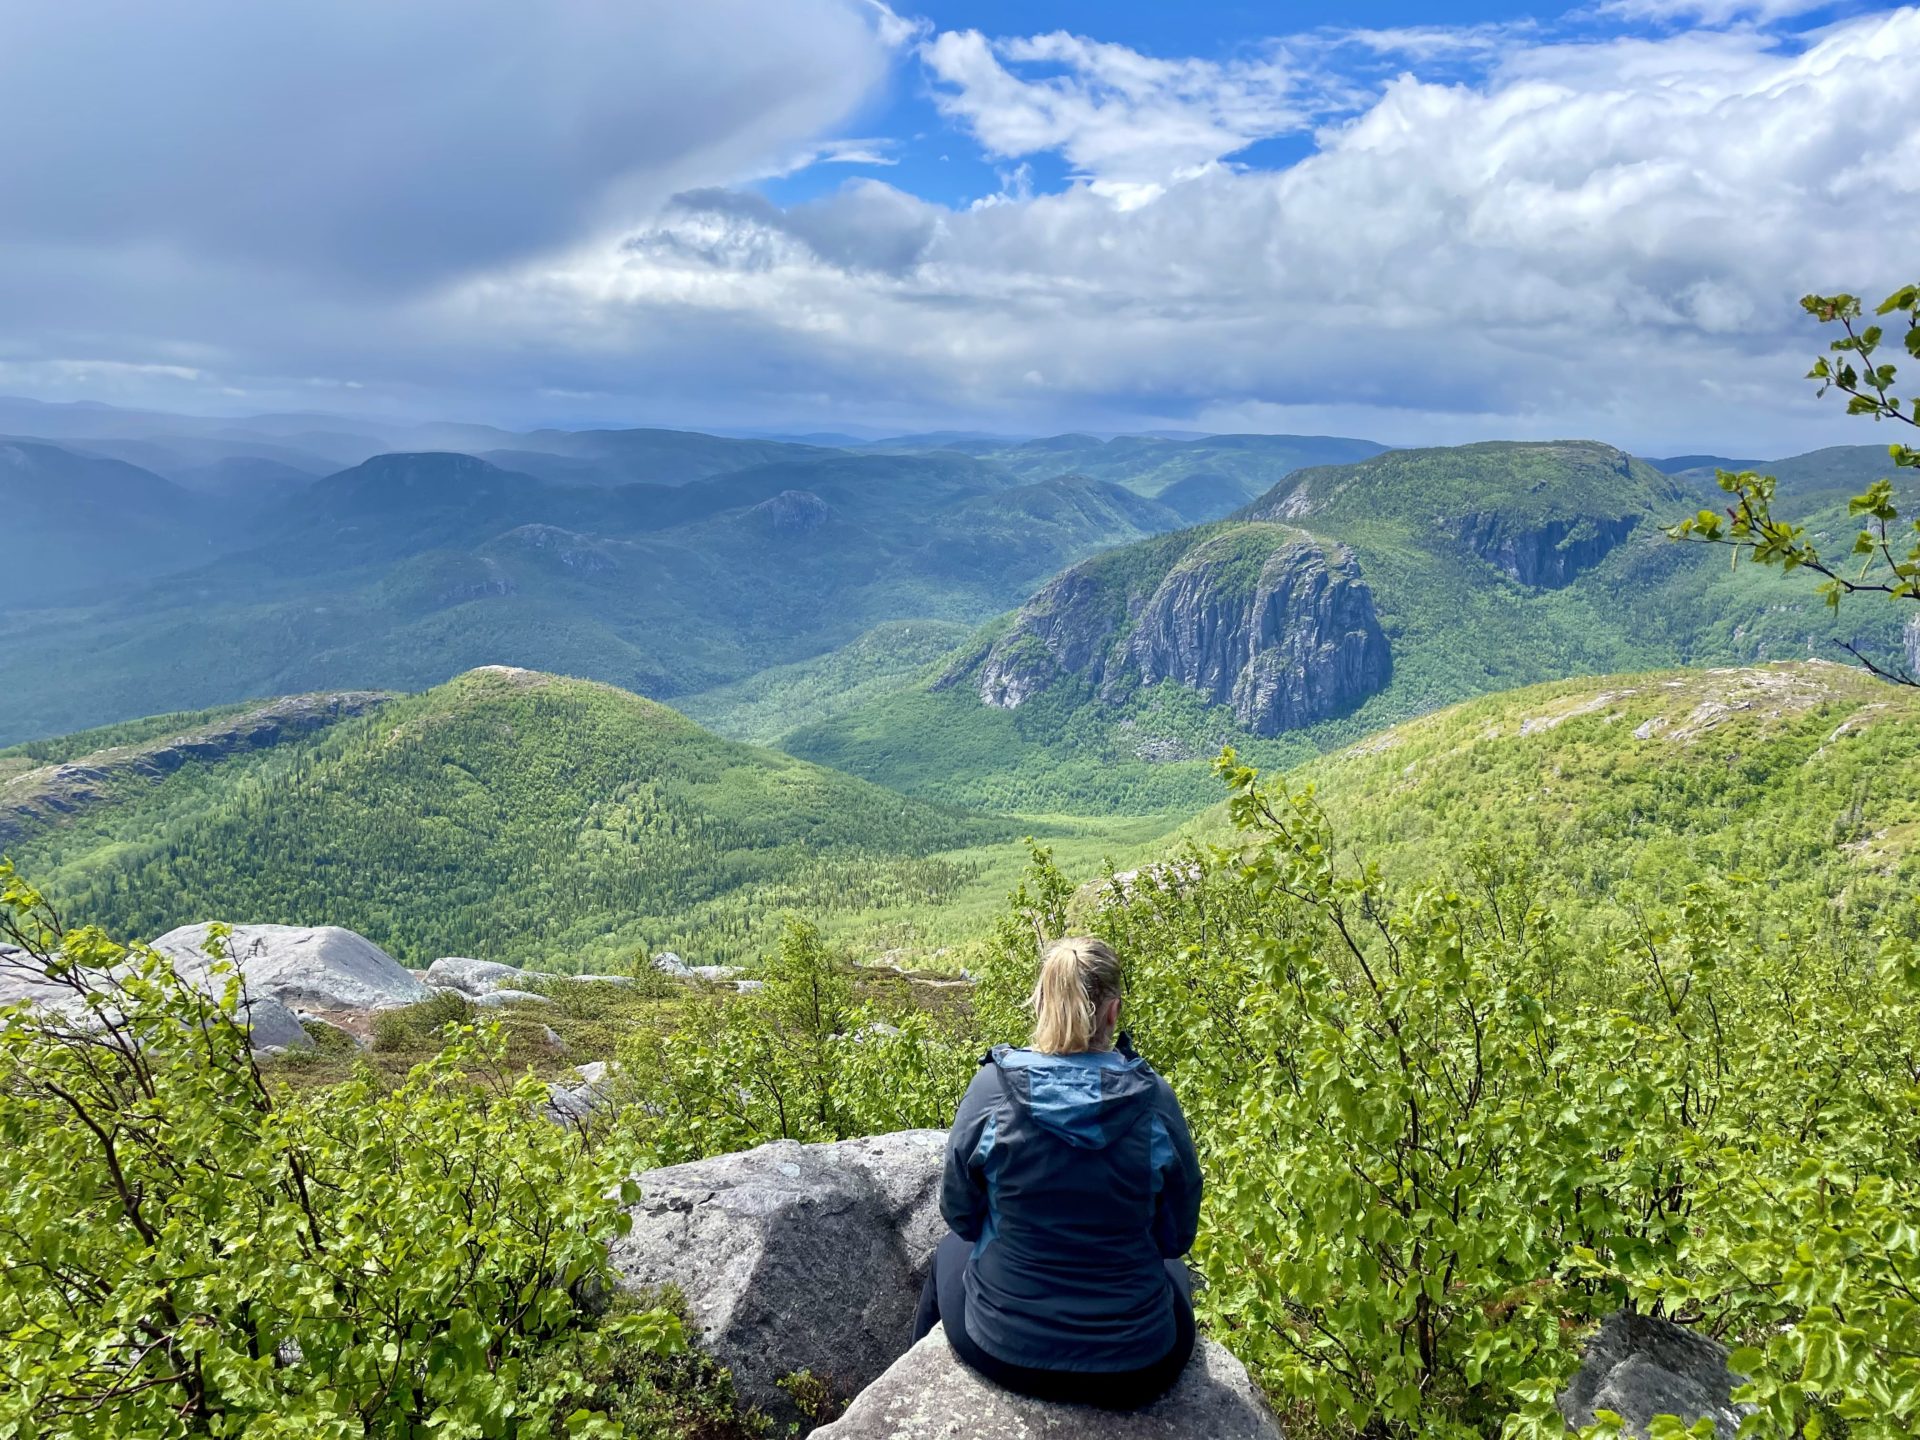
[[472, 987, 551, 1008], [609, 1129, 947, 1425], [1559, 1311, 1751, 1439], [151, 923, 429, 1012], [0, 945, 310, 1053], [813, 1328, 1284, 1439], [425, 956, 525, 995]]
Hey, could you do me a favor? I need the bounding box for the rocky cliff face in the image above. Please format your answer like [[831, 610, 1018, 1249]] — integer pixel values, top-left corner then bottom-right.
[[749, 489, 834, 534], [967, 565, 1127, 709], [961, 524, 1390, 736], [1448, 511, 1639, 588], [1127, 529, 1391, 734]]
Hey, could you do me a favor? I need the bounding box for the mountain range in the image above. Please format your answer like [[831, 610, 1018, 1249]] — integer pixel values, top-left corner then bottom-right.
[[2, 397, 1910, 820]]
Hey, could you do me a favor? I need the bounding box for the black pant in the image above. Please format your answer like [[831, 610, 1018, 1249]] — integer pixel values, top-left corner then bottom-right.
[[911, 1231, 1197, 1409]]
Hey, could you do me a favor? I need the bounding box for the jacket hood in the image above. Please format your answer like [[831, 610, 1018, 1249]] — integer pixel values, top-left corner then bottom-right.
[[987, 1033, 1160, 1150]]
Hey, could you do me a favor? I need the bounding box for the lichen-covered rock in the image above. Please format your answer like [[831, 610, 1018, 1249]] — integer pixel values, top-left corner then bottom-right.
[[812, 1328, 1284, 1440], [472, 987, 550, 1008], [425, 956, 524, 995], [151, 923, 430, 1012], [608, 1130, 947, 1425], [1558, 1312, 1751, 1438]]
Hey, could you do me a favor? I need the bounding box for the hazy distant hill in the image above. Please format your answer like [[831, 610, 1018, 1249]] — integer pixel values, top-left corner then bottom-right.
[[0, 439, 244, 606], [916, 432, 1391, 521], [0, 444, 1188, 743]]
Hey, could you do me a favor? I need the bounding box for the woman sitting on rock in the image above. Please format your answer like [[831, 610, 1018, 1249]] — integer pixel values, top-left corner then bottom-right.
[[912, 936, 1203, 1408]]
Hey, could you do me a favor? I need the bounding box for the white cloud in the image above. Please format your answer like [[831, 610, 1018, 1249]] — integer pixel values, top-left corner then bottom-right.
[[921, 29, 1309, 198], [1596, 0, 1833, 23], [3, 0, 1916, 457], [482, 7, 1920, 453]]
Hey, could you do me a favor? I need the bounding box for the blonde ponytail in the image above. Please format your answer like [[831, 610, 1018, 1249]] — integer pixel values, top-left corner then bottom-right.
[[1029, 936, 1124, 1054]]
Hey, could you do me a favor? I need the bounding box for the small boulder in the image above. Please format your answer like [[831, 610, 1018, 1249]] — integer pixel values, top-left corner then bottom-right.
[[543, 1061, 617, 1126], [609, 1129, 947, 1425], [1558, 1311, 1751, 1439], [425, 956, 525, 995], [151, 923, 430, 1012], [472, 987, 551, 1008], [812, 1327, 1284, 1439]]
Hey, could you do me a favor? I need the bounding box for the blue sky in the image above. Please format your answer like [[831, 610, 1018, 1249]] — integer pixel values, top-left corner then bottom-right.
[[0, 1, 1913, 452]]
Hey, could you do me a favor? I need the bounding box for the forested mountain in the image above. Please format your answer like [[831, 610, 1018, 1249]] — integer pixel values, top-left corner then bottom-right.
[[874, 430, 1389, 519], [0, 444, 1189, 743], [787, 440, 1916, 812], [1, 666, 1022, 968], [0, 439, 244, 606]]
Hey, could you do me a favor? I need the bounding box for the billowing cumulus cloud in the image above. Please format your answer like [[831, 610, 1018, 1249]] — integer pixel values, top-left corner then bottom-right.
[[0, 1, 1916, 453], [485, 7, 1920, 451], [921, 29, 1310, 204]]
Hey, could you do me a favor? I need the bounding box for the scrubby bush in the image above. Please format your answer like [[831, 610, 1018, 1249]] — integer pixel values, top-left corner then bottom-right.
[[0, 861, 673, 1439], [612, 916, 976, 1164], [965, 758, 1920, 1438]]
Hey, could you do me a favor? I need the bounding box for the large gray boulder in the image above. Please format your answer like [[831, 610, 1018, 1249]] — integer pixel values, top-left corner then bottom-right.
[[609, 1129, 947, 1424], [151, 923, 429, 1012], [0, 945, 311, 1053], [1558, 1312, 1751, 1438], [813, 1327, 1284, 1439], [425, 956, 525, 995]]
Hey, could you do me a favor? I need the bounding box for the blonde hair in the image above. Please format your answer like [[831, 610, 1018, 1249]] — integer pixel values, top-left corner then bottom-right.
[[1029, 936, 1124, 1054]]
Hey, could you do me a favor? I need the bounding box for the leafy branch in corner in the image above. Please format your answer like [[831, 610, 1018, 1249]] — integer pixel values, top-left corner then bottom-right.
[[1670, 284, 1920, 683]]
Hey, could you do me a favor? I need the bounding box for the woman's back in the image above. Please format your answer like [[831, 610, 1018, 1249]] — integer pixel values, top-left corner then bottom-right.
[[941, 1036, 1202, 1372]]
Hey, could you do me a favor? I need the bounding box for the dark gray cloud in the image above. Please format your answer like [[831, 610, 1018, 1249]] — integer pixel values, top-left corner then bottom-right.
[[0, 0, 886, 290]]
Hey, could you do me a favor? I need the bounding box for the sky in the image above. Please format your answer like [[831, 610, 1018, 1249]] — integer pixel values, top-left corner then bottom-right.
[[0, 0, 1914, 453]]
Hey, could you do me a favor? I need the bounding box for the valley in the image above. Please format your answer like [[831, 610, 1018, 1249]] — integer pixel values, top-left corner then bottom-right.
[[5, 403, 1918, 1440]]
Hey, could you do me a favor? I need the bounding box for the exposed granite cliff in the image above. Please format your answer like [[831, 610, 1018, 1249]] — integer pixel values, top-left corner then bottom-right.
[[1447, 511, 1639, 588], [1241, 441, 1675, 591], [956, 523, 1390, 736]]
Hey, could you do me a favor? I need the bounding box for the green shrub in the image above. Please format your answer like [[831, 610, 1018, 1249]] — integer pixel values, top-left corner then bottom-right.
[[369, 985, 473, 1052], [0, 862, 669, 1439]]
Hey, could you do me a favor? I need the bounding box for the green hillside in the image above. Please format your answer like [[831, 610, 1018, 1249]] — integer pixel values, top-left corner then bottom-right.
[[1172, 660, 1920, 933], [676, 619, 974, 744], [1, 667, 1037, 968], [789, 441, 1917, 813]]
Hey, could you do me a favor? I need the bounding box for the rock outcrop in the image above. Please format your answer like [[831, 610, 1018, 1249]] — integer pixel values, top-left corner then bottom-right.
[[0, 945, 312, 1053], [544, 1060, 619, 1126], [1449, 511, 1639, 588], [964, 523, 1390, 735], [426, 956, 525, 995], [609, 1130, 947, 1425], [0, 691, 393, 846], [750, 489, 833, 534], [1558, 1312, 1751, 1438], [150, 923, 430, 1013], [1127, 528, 1390, 734], [812, 1328, 1284, 1440]]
